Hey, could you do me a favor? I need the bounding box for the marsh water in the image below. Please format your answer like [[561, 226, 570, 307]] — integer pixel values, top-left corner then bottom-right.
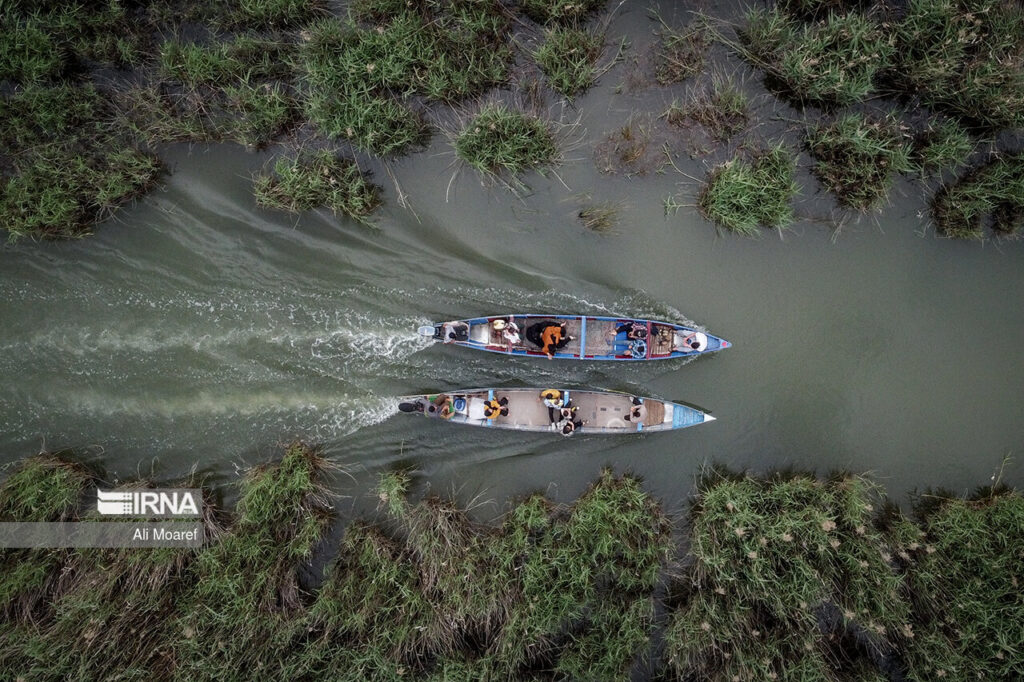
[[2, 6, 1022, 515]]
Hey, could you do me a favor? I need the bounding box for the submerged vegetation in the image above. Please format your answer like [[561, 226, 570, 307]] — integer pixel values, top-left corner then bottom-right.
[[1, 448, 1021, 679], [665, 75, 750, 143]]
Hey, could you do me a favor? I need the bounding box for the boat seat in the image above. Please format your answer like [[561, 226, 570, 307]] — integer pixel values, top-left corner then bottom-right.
[[467, 398, 488, 420]]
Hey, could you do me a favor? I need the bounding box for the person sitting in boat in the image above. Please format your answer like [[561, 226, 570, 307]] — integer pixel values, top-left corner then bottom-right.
[[423, 394, 455, 419], [616, 321, 648, 340], [623, 396, 644, 423], [441, 321, 470, 343], [561, 419, 585, 436], [541, 388, 564, 408], [492, 317, 520, 348], [484, 395, 509, 418], [678, 331, 708, 353], [525, 321, 573, 359], [548, 399, 578, 425]]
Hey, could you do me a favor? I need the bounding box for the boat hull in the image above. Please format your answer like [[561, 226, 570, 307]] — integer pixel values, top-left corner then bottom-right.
[[397, 388, 714, 434], [424, 314, 730, 360]]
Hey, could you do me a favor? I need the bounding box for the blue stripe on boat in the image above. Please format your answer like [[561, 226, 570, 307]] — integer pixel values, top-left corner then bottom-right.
[[487, 389, 494, 425], [673, 405, 704, 429]]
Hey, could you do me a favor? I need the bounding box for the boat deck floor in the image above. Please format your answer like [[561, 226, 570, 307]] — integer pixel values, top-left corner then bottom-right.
[[460, 390, 668, 432]]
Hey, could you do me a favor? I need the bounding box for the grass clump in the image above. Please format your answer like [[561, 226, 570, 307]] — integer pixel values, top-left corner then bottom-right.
[[698, 144, 799, 235], [454, 104, 558, 178], [665, 76, 750, 142], [254, 151, 382, 219], [522, 0, 607, 24], [912, 118, 974, 174], [931, 154, 1024, 239], [655, 20, 711, 85], [664, 472, 909, 681], [894, 0, 1024, 129], [742, 9, 895, 106], [236, 0, 324, 28], [159, 37, 294, 88], [0, 19, 66, 83], [806, 112, 915, 210], [0, 84, 162, 241], [534, 26, 604, 97]]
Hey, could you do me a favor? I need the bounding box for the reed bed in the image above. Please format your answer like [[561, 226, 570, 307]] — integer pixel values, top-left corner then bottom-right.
[[666, 472, 910, 680], [900, 488, 1024, 679], [806, 112, 915, 211], [254, 151, 382, 220], [1, 449, 1022, 680], [698, 144, 799, 235], [893, 0, 1024, 129]]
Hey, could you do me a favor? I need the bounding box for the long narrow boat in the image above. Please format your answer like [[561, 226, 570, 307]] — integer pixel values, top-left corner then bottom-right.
[[418, 314, 729, 360], [397, 388, 714, 434]]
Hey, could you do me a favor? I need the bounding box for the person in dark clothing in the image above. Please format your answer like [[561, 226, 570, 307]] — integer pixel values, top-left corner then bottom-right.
[[526, 321, 574, 358], [561, 419, 585, 436], [616, 321, 648, 340], [484, 396, 509, 418]]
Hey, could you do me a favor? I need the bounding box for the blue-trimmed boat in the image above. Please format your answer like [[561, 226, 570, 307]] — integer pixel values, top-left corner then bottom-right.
[[418, 314, 730, 360], [397, 388, 714, 434]]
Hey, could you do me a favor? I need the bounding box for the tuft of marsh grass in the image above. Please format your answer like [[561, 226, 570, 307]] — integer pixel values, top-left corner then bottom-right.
[[522, 0, 608, 24], [698, 144, 799, 235], [931, 154, 1024, 239], [593, 113, 669, 176], [253, 150, 382, 220], [654, 19, 711, 85], [236, 0, 325, 28], [578, 202, 621, 233], [912, 118, 975, 175], [1, 145, 162, 241], [806, 112, 915, 211], [159, 37, 294, 88], [454, 103, 559, 178], [665, 75, 750, 142], [534, 26, 605, 97], [741, 8, 895, 106], [0, 19, 66, 83]]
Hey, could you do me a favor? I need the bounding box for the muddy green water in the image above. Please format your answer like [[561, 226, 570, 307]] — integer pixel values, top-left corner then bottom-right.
[[2, 7, 1022, 513]]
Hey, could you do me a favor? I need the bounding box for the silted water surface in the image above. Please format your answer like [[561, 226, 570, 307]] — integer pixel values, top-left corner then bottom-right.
[[1, 4, 1022, 510]]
